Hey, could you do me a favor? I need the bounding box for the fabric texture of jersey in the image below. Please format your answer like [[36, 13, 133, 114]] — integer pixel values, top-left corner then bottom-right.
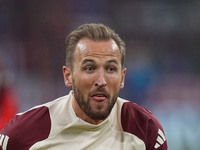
[[0, 91, 168, 150]]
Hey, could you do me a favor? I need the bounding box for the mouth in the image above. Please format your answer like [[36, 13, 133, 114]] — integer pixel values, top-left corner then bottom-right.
[[91, 92, 108, 102]]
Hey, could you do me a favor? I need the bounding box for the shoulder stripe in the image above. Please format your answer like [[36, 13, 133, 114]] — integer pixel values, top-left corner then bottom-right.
[[0, 134, 9, 150], [158, 129, 166, 141], [154, 129, 166, 149], [156, 135, 164, 145]]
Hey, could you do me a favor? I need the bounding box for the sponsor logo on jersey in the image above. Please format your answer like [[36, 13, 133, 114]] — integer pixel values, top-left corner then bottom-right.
[[154, 129, 166, 149], [0, 134, 9, 150]]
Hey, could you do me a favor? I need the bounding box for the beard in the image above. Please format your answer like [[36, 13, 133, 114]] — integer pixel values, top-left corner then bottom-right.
[[72, 81, 119, 121]]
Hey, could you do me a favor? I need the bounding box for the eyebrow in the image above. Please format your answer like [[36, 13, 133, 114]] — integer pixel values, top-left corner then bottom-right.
[[82, 59, 96, 65], [106, 59, 118, 65], [82, 59, 119, 65]]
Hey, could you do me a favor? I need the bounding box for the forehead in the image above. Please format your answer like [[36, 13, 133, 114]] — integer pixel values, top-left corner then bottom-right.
[[74, 38, 121, 62]]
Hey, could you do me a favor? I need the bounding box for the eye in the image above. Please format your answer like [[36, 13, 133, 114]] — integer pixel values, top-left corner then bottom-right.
[[84, 66, 95, 73], [107, 66, 116, 72]]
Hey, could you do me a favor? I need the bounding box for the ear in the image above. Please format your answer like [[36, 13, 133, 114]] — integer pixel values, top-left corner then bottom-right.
[[120, 68, 127, 89], [62, 66, 72, 87]]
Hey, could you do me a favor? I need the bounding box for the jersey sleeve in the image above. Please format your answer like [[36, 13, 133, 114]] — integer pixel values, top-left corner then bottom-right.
[[146, 113, 168, 150], [0, 106, 51, 150], [121, 102, 168, 150]]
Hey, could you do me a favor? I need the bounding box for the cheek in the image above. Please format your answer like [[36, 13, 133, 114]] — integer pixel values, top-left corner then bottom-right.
[[73, 74, 94, 90], [107, 76, 122, 90]]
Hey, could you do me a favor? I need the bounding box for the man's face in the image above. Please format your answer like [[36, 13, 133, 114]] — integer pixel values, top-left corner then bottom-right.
[[63, 38, 126, 122]]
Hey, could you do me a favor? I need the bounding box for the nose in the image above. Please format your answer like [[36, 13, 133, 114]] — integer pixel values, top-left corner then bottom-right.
[[95, 69, 107, 87]]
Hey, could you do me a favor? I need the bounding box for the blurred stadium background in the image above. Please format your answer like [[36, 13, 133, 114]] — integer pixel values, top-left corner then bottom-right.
[[0, 0, 200, 149]]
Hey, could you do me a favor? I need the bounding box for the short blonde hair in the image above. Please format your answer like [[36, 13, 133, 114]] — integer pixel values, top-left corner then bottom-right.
[[65, 23, 126, 70]]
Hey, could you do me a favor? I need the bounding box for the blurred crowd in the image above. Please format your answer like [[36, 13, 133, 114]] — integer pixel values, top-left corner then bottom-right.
[[0, 0, 200, 149], [0, 63, 18, 130]]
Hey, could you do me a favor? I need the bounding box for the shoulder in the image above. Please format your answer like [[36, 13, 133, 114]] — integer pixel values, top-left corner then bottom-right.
[[0, 105, 51, 150], [118, 98, 155, 124], [0, 94, 71, 150], [119, 98, 168, 149], [121, 100, 155, 124]]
